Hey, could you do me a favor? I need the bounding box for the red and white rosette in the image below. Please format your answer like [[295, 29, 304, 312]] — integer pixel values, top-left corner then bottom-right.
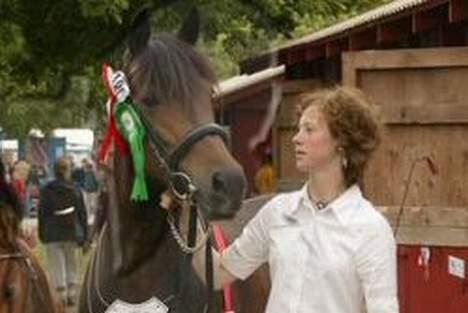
[[98, 63, 129, 162]]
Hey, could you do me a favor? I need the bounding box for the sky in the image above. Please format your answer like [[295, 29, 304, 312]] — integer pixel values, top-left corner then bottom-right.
[[54, 128, 94, 149], [0, 128, 94, 151]]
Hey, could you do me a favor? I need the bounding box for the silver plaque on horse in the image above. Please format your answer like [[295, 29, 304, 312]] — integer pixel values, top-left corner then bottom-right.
[[105, 297, 168, 313]]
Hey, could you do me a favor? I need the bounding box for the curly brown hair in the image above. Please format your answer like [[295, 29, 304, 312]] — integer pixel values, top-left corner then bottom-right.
[[298, 86, 382, 187]]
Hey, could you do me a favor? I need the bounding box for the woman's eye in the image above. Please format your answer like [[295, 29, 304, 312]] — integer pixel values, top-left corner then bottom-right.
[[297, 126, 314, 133]]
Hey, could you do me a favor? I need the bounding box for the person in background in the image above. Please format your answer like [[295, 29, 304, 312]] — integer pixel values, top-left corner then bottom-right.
[[1, 158, 40, 249], [11, 160, 30, 215], [82, 159, 99, 222], [38, 157, 88, 307], [71, 159, 85, 190], [26, 164, 41, 217], [0, 158, 23, 249], [253, 148, 277, 195], [162, 86, 398, 313]]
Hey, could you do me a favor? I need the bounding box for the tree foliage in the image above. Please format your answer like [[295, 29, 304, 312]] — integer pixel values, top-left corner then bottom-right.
[[0, 0, 386, 138]]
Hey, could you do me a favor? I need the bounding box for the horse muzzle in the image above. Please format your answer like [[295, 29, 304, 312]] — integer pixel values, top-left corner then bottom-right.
[[199, 166, 246, 220]]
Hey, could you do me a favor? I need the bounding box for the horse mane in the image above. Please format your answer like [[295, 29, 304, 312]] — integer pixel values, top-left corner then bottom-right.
[[123, 33, 217, 109], [0, 203, 20, 250]]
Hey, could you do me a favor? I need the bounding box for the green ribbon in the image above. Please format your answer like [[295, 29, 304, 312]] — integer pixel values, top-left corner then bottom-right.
[[115, 101, 148, 201]]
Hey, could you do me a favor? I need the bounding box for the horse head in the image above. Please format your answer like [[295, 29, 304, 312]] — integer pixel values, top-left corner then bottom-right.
[[124, 8, 245, 219], [102, 8, 246, 275]]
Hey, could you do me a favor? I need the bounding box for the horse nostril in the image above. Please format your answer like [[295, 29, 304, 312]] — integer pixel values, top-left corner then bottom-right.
[[212, 172, 226, 194], [208, 169, 246, 219], [211, 169, 246, 199]]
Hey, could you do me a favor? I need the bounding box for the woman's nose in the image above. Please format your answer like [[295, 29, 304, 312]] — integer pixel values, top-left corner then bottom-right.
[[292, 131, 301, 144]]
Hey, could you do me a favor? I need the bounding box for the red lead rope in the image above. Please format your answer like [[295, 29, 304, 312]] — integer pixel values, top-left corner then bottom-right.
[[212, 224, 235, 313]]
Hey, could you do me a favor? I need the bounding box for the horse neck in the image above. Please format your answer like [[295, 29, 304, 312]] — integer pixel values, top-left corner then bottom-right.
[[106, 153, 168, 274]]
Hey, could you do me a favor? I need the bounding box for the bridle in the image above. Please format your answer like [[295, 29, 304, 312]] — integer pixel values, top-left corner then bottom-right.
[[109, 68, 230, 201], [136, 104, 229, 201], [130, 98, 227, 248], [139, 111, 220, 313], [108, 68, 228, 201]]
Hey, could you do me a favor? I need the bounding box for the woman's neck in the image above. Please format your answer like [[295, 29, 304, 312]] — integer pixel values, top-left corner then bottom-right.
[[307, 165, 347, 205]]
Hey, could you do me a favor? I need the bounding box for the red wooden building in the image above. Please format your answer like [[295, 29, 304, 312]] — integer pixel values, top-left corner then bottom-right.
[[217, 66, 284, 195], [224, 0, 468, 312]]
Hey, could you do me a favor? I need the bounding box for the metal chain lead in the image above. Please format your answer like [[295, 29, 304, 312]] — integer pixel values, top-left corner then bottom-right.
[[167, 214, 210, 254]]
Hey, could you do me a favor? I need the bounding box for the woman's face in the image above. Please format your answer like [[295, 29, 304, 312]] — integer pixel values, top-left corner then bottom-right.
[[292, 105, 340, 173]]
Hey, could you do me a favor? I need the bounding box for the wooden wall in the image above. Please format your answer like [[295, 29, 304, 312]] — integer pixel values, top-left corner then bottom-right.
[[341, 47, 468, 246], [227, 88, 272, 195], [343, 47, 468, 208]]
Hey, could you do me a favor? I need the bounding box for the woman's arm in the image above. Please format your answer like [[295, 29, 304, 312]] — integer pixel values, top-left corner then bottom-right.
[[160, 191, 238, 289], [355, 218, 399, 313], [161, 191, 272, 290], [192, 245, 237, 290]]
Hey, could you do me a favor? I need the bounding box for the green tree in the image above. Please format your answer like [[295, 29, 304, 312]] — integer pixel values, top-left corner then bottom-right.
[[0, 0, 386, 137]]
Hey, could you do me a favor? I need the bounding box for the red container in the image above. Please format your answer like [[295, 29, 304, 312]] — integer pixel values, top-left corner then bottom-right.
[[398, 245, 468, 313]]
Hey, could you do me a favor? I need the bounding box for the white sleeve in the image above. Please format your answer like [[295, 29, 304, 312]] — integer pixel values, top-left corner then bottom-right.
[[221, 199, 274, 280], [355, 217, 399, 313]]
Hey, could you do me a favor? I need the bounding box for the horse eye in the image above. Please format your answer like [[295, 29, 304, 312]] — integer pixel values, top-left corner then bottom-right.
[[3, 284, 16, 299], [141, 96, 159, 107]]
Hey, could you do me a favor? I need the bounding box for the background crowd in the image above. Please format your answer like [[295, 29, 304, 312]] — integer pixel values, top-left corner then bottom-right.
[[0, 155, 101, 307]]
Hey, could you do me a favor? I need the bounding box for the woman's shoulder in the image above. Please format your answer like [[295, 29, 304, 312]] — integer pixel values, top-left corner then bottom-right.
[[265, 189, 302, 208], [254, 190, 303, 222], [352, 197, 393, 239]]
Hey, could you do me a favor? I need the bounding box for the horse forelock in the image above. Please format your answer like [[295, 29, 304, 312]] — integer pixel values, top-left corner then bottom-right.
[[124, 33, 216, 113]]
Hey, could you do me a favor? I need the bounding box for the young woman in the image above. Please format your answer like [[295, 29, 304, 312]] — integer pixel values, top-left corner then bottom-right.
[[163, 86, 398, 313]]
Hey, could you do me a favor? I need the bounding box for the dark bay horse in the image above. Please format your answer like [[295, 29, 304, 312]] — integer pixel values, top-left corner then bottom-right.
[[0, 187, 64, 313], [79, 11, 248, 313]]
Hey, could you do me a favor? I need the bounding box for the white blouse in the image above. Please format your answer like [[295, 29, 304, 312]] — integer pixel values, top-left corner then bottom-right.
[[222, 184, 399, 313]]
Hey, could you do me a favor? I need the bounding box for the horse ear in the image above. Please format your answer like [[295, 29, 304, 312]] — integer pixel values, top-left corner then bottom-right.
[[177, 7, 199, 45], [128, 9, 152, 57]]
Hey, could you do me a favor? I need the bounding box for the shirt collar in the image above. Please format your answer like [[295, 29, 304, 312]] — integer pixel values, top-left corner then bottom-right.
[[285, 183, 362, 225], [328, 184, 362, 226], [281, 184, 314, 222]]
